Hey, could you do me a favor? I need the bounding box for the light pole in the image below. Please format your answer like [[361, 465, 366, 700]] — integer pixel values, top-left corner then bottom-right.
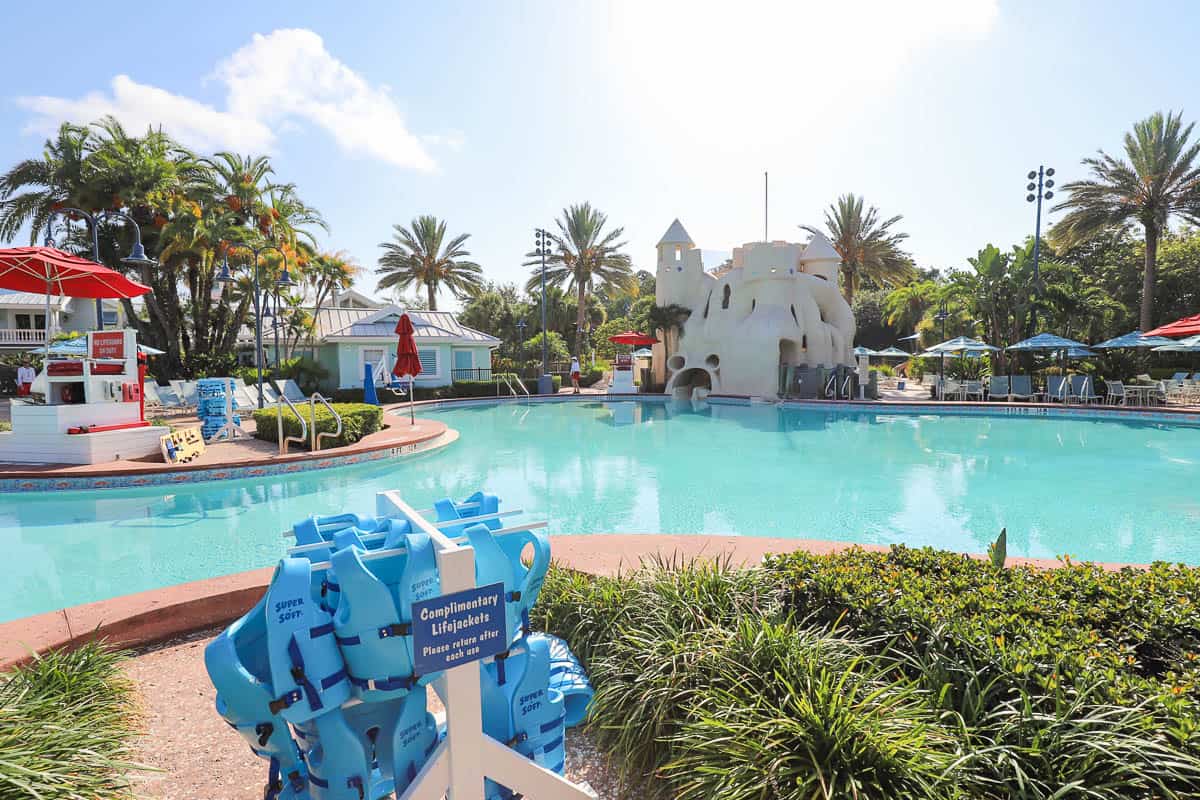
[[216, 243, 293, 408], [934, 300, 949, 396], [44, 208, 157, 330], [533, 229, 553, 394], [1025, 166, 1055, 331]]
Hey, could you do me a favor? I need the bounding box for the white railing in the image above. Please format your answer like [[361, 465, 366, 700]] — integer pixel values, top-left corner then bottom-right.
[[276, 393, 309, 455], [309, 392, 343, 451], [0, 328, 47, 344]]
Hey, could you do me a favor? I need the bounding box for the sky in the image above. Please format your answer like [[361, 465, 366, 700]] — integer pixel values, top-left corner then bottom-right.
[[1, 0, 1198, 309]]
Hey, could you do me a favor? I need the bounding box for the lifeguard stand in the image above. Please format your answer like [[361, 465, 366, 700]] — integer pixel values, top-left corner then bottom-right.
[[0, 329, 164, 464]]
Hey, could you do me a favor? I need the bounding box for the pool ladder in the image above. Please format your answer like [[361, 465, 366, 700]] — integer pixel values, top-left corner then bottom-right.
[[275, 392, 343, 454]]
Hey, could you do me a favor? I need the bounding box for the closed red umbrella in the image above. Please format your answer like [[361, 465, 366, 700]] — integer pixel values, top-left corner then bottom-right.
[[392, 313, 422, 423], [607, 330, 659, 346], [1145, 312, 1200, 338]]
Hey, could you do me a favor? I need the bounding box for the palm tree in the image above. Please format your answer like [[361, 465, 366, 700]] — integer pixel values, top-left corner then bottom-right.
[[802, 194, 912, 305], [1053, 111, 1200, 331], [883, 280, 936, 332], [524, 202, 633, 353], [296, 250, 359, 353], [0, 122, 92, 242], [376, 215, 483, 310]]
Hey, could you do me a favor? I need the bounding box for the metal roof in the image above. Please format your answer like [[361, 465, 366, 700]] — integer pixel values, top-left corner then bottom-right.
[[0, 291, 70, 308]]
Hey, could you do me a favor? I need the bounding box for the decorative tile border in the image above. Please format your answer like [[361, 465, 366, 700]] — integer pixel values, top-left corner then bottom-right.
[[773, 399, 1200, 427], [0, 429, 457, 493]]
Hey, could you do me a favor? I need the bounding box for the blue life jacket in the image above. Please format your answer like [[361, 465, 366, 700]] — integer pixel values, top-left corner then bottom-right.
[[293, 513, 381, 546], [434, 494, 550, 644], [300, 712, 371, 800], [331, 533, 441, 701], [540, 633, 594, 728], [343, 692, 439, 796], [481, 635, 567, 778]]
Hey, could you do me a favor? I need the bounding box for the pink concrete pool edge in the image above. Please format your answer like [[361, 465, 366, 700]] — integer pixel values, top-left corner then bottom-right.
[[0, 533, 1144, 670]]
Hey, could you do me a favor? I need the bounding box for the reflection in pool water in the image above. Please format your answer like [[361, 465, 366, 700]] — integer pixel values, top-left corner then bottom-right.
[[2, 399, 1199, 621]]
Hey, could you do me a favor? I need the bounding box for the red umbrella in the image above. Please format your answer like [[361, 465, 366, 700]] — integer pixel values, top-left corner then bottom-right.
[[1145, 313, 1200, 338], [607, 330, 659, 346], [0, 246, 151, 297], [392, 313, 422, 423], [0, 246, 152, 358]]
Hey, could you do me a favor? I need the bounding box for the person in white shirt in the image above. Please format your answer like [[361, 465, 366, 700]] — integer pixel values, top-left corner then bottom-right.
[[570, 356, 581, 394], [16, 361, 36, 397]]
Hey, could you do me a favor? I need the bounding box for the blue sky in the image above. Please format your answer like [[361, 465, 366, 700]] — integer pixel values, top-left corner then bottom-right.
[[1, 1, 1197, 309]]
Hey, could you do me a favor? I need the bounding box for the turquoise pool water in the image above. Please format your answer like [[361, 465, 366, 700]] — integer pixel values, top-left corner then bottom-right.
[[3, 399, 1200, 622]]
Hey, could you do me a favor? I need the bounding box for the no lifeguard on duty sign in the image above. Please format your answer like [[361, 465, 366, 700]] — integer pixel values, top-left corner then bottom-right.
[[411, 582, 507, 674]]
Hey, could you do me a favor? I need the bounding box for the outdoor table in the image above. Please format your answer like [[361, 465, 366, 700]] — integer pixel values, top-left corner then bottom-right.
[[1124, 384, 1157, 406]]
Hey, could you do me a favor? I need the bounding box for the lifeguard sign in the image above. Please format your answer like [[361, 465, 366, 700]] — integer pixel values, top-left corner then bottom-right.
[[90, 330, 127, 360]]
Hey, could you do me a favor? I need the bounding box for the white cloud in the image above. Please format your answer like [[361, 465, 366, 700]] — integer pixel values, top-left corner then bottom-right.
[[16, 29, 437, 171]]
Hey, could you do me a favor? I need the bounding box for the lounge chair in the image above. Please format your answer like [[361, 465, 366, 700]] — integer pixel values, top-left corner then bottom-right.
[[142, 380, 164, 408], [168, 380, 198, 408], [258, 382, 281, 405], [1103, 380, 1126, 406], [1043, 376, 1067, 402], [157, 384, 183, 408], [1171, 372, 1190, 383], [987, 375, 1009, 401], [964, 380, 985, 401], [276, 378, 306, 404], [941, 378, 963, 401], [1068, 375, 1100, 404], [1008, 375, 1035, 402]]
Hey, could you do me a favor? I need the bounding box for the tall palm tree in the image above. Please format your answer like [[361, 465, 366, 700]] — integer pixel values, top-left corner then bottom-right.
[[883, 280, 936, 332], [802, 194, 912, 305], [376, 215, 483, 310], [524, 202, 633, 354], [296, 250, 359, 353], [0, 122, 92, 242], [1052, 110, 1200, 331]]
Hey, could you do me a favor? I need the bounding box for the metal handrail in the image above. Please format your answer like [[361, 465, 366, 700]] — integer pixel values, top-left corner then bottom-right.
[[840, 375, 853, 399], [496, 373, 530, 397], [512, 375, 530, 395], [824, 374, 837, 399], [310, 392, 343, 451], [276, 393, 308, 455]]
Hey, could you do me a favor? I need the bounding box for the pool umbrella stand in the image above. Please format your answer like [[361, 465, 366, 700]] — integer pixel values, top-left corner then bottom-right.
[[392, 313, 422, 424]]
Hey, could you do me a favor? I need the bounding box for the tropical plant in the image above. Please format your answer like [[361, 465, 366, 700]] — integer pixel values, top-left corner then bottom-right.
[[803, 193, 913, 304], [376, 215, 484, 310], [524, 203, 633, 354], [884, 280, 938, 332], [296, 250, 359, 353], [1052, 110, 1200, 331]]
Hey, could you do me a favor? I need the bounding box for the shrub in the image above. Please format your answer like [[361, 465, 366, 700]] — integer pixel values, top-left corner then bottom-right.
[[274, 356, 330, 394], [252, 402, 382, 449], [0, 642, 142, 799], [578, 369, 604, 388], [536, 548, 1200, 799]]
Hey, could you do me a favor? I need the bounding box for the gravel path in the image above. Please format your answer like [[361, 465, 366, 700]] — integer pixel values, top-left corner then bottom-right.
[[124, 630, 637, 799]]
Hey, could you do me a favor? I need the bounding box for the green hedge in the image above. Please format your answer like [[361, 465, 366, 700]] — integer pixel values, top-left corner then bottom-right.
[[252, 402, 382, 449], [578, 368, 604, 388], [533, 546, 1200, 799], [335, 375, 563, 404]]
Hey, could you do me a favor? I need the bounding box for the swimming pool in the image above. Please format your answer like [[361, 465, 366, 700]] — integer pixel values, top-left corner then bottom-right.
[[3, 398, 1199, 621]]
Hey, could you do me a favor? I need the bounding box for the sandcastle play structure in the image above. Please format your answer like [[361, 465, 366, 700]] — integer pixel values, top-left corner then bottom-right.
[[205, 489, 596, 800], [653, 220, 856, 400]]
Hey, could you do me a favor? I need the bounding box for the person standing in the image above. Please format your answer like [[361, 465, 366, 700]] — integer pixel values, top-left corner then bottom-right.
[[570, 356, 581, 394], [15, 360, 35, 397]]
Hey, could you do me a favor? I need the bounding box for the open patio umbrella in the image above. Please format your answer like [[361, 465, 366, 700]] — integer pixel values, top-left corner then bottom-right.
[[392, 313, 422, 424], [1005, 332, 1090, 352], [0, 246, 151, 358], [607, 330, 659, 346], [876, 346, 913, 358], [852, 346, 878, 357], [1145, 313, 1200, 338], [1152, 334, 1200, 352], [1093, 330, 1175, 349]]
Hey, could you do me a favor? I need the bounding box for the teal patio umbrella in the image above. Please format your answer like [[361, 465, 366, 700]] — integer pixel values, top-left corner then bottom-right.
[[1093, 330, 1174, 349]]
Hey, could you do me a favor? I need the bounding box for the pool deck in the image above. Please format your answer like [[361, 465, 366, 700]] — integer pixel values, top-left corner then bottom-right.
[[0, 533, 1131, 670]]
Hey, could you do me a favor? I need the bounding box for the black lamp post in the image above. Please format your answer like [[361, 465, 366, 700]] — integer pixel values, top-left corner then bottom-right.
[[533, 229, 553, 394], [934, 300, 950, 393], [44, 208, 158, 331], [216, 243, 293, 408], [1026, 166, 1055, 331]]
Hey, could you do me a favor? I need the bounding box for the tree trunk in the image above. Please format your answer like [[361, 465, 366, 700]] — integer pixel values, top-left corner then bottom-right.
[[841, 264, 855, 305], [575, 282, 588, 356], [426, 283, 437, 311], [1140, 224, 1158, 332]]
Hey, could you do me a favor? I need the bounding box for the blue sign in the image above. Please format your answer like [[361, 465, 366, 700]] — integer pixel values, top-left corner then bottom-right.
[[412, 582, 508, 674]]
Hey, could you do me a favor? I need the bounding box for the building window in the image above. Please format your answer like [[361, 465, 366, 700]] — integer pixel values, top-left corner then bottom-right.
[[674, 245, 682, 262], [418, 348, 438, 374], [721, 285, 731, 309], [102, 310, 118, 326]]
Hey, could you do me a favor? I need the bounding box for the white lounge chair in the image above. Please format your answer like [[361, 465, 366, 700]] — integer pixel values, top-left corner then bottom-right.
[[987, 375, 1009, 401], [157, 384, 183, 408], [277, 379, 306, 404], [1008, 375, 1036, 402], [142, 380, 164, 408], [168, 380, 199, 408], [964, 380, 985, 401], [941, 378, 963, 401], [1104, 380, 1126, 406]]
